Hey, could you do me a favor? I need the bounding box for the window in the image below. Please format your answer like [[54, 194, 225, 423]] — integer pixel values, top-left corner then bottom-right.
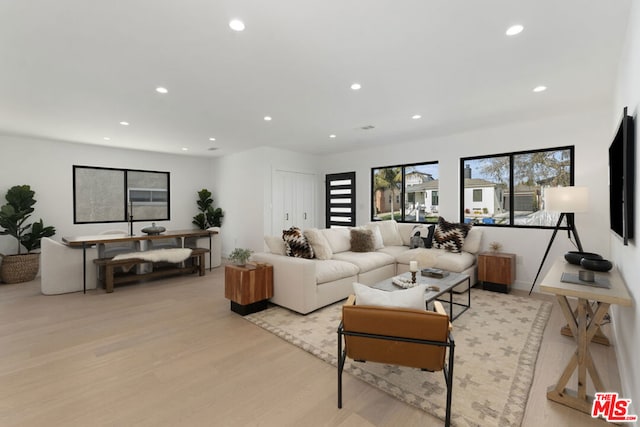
[[326, 172, 356, 228], [460, 146, 574, 227], [73, 165, 170, 223], [371, 162, 439, 223]]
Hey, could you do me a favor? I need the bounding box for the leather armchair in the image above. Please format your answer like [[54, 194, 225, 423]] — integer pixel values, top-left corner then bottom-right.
[[338, 295, 455, 426]]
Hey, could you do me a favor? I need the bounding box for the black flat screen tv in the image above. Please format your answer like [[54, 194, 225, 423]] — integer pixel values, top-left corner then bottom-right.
[[609, 106, 635, 245]]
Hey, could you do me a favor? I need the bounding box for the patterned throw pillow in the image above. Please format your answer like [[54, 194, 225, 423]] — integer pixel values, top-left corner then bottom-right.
[[433, 217, 471, 253], [282, 227, 315, 259], [410, 225, 436, 249]]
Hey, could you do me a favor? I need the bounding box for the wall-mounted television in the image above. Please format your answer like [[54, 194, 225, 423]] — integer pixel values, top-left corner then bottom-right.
[[609, 106, 635, 245]]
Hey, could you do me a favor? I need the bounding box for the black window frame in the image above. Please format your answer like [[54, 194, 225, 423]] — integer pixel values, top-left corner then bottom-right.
[[460, 146, 575, 229], [371, 161, 439, 224]]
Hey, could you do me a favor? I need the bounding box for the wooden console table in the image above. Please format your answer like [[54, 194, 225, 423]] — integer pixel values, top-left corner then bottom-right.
[[62, 229, 218, 293], [540, 258, 632, 414]]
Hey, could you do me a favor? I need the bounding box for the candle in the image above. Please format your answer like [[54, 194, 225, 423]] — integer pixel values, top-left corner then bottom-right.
[[409, 261, 418, 272]]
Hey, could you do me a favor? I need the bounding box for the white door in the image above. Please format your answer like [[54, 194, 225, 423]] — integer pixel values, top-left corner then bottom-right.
[[272, 170, 316, 234]]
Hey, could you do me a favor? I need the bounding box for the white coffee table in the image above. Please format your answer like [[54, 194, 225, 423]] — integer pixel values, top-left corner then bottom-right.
[[371, 271, 471, 321]]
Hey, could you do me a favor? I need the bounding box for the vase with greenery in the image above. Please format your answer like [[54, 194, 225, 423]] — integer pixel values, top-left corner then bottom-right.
[[0, 185, 56, 283], [228, 248, 252, 266], [192, 189, 224, 229]]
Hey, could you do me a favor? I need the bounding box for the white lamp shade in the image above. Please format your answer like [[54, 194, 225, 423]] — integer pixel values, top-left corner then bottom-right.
[[544, 186, 589, 213]]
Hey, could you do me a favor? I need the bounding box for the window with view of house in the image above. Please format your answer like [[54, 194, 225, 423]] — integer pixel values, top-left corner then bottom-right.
[[460, 146, 574, 227], [371, 162, 439, 223]]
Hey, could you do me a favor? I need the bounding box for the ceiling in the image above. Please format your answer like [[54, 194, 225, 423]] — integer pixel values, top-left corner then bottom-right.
[[0, 1, 632, 157]]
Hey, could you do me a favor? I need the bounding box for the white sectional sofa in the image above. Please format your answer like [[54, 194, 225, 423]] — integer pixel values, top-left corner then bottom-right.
[[252, 220, 482, 314]]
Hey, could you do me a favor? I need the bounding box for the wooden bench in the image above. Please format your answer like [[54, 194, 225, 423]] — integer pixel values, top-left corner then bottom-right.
[[93, 247, 209, 293]]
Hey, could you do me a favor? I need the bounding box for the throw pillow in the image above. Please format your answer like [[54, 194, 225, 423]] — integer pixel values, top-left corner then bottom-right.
[[282, 227, 315, 259], [264, 235, 286, 255], [433, 217, 471, 253], [418, 224, 436, 248], [364, 224, 385, 249], [409, 231, 425, 249], [353, 282, 427, 310], [350, 228, 375, 252], [304, 228, 333, 260]]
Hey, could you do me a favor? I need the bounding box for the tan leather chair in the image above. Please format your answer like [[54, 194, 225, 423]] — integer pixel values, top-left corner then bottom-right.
[[338, 295, 455, 426]]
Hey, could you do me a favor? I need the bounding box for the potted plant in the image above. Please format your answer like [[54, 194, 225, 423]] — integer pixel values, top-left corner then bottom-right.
[[192, 189, 224, 229], [228, 248, 252, 266], [0, 185, 56, 283]]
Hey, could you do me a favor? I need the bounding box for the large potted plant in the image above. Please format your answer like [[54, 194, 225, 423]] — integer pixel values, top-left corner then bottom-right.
[[0, 185, 56, 283], [192, 189, 224, 229]]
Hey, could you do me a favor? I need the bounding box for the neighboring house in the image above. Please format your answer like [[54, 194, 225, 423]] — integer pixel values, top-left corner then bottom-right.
[[463, 178, 502, 216], [502, 184, 539, 214], [405, 180, 439, 212]]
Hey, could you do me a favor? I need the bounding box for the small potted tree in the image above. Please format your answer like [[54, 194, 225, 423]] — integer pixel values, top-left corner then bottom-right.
[[0, 185, 56, 283], [192, 189, 224, 229]]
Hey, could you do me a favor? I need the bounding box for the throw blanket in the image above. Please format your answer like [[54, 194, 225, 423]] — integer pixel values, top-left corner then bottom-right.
[[112, 248, 193, 264]]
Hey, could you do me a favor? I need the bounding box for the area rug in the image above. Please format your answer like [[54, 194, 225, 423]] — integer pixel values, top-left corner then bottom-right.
[[245, 288, 552, 426]]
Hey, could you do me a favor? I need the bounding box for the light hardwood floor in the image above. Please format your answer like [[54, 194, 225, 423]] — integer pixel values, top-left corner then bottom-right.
[[0, 266, 620, 426]]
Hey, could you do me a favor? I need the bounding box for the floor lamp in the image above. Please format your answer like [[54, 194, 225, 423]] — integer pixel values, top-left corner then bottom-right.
[[529, 186, 589, 295]]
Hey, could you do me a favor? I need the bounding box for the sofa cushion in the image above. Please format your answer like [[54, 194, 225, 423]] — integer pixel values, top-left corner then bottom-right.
[[283, 227, 314, 259], [396, 223, 414, 246], [364, 224, 385, 249], [374, 220, 403, 246], [315, 259, 359, 284], [332, 251, 396, 273], [350, 228, 375, 252], [461, 227, 482, 254], [321, 228, 352, 253], [433, 217, 471, 253], [353, 282, 427, 310], [376, 245, 411, 258], [396, 248, 475, 272], [304, 228, 333, 260], [265, 235, 286, 255]]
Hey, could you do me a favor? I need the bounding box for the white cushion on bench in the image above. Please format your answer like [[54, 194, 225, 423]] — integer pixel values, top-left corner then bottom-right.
[[113, 248, 192, 263]]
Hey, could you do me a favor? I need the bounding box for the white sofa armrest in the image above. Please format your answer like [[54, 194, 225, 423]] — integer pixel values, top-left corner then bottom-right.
[[251, 252, 318, 314]]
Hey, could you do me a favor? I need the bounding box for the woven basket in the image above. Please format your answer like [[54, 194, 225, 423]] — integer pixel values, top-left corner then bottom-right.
[[0, 253, 40, 284]]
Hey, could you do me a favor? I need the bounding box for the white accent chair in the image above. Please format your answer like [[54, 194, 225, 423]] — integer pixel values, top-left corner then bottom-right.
[[41, 237, 98, 294]]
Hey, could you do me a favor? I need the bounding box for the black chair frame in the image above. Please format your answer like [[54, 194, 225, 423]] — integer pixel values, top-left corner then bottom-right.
[[337, 322, 455, 427]]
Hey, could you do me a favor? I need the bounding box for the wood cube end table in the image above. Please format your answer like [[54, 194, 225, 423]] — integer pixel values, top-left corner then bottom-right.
[[224, 263, 274, 315]]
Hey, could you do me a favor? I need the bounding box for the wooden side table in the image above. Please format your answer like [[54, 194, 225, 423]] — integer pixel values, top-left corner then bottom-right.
[[224, 263, 273, 315], [478, 252, 516, 293]]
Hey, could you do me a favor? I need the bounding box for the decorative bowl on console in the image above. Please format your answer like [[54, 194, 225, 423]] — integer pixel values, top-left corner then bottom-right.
[[564, 251, 602, 265], [580, 258, 613, 272], [141, 222, 166, 235]]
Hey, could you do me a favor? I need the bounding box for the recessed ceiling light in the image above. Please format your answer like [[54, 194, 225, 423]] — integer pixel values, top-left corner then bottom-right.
[[533, 85, 547, 93], [119, 121, 129, 126], [209, 137, 216, 141], [412, 114, 422, 120], [229, 19, 245, 31], [103, 137, 111, 141], [506, 25, 524, 36], [156, 87, 168, 94], [264, 116, 272, 121], [350, 83, 361, 90], [181, 147, 189, 151], [329, 134, 336, 139]]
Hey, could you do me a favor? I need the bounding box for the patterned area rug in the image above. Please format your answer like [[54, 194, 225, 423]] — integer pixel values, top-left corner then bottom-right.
[[245, 288, 552, 426]]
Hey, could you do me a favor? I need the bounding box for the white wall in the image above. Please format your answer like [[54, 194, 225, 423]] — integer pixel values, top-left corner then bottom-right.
[[0, 134, 211, 256], [212, 146, 321, 257], [320, 108, 613, 291], [611, 0, 640, 415]]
